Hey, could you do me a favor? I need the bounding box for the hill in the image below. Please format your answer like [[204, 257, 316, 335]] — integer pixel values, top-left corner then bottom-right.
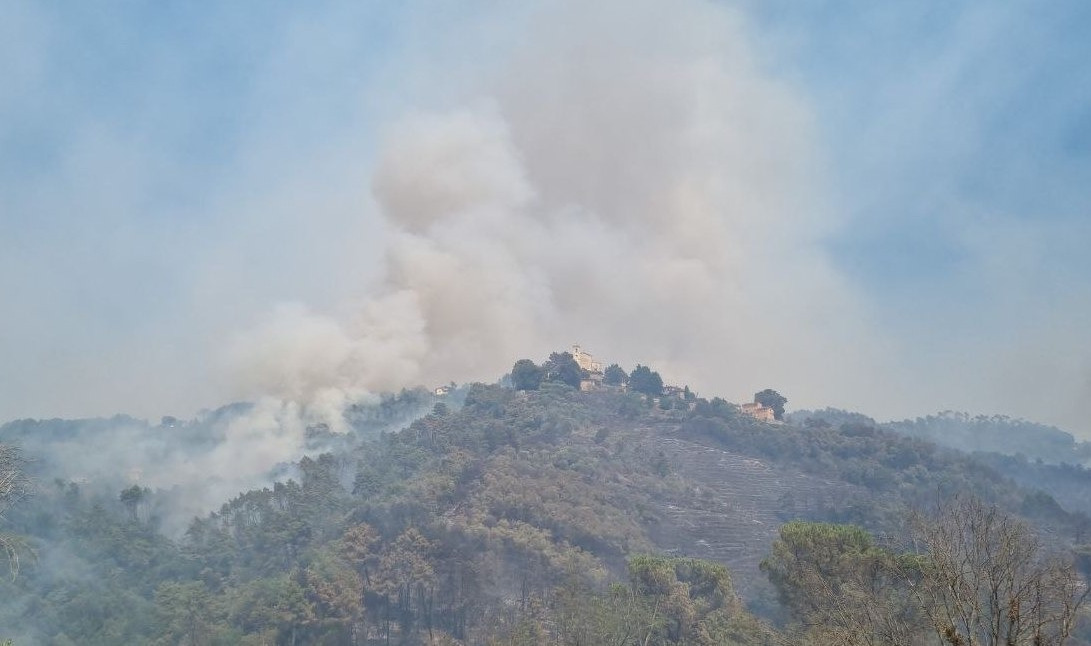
[[793, 408, 1091, 466], [1, 373, 1090, 644]]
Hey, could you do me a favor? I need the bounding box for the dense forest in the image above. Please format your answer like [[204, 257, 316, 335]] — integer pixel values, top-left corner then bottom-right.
[[1, 354, 1090, 644], [791, 408, 1091, 467]]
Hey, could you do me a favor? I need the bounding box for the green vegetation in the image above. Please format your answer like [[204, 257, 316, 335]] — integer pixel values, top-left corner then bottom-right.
[[795, 408, 1091, 466], [753, 389, 787, 421], [604, 363, 628, 387], [886, 411, 1089, 463], [0, 443, 28, 579], [511, 352, 588, 392], [510, 359, 544, 391], [1, 359, 1090, 644], [764, 501, 1090, 645], [629, 364, 664, 396], [544, 352, 583, 389]]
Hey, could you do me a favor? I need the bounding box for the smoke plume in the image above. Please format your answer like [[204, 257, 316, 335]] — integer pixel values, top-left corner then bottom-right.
[[232, 0, 886, 423]]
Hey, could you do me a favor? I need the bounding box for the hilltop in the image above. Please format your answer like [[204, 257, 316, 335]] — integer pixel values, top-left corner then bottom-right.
[[1, 359, 1090, 644]]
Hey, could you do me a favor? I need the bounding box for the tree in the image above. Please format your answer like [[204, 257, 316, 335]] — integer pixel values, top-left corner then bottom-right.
[[155, 581, 231, 646], [604, 364, 629, 387], [904, 496, 1090, 646], [555, 578, 652, 646], [339, 523, 381, 585], [629, 365, 663, 397], [511, 359, 545, 391], [761, 522, 920, 646], [299, 549, 365, 638], [230, 575, 315, 644], [754, 389, 787, 420], [626, 555, 772, 645], [0, 443, 28, 578], [119, 485, 149, 523], [544, 352, 582, 389], [376, 528, 436, 637]]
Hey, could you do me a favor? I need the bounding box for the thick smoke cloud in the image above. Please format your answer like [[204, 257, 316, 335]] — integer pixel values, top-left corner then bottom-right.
[[3, 0, 1087, 442], [233, 0, 887, 425]]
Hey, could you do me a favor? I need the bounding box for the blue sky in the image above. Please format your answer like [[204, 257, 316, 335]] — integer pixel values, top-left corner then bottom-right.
[[750, 0, 1091, 430], [1, 0, 1089, 434], [755, 0, 1091, 289]]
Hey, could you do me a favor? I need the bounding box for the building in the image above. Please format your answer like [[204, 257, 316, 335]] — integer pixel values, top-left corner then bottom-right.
[[662, 385, 687, 398], [572, 344, 605, 391], [434, 385, 453, 397], [740, 401, 776, 423], [571, 344, 603, 373]]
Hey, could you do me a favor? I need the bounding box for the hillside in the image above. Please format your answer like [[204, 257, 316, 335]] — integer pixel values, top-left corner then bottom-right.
[[1, 375, 1090, 644], [793, 408, 1091, 466]]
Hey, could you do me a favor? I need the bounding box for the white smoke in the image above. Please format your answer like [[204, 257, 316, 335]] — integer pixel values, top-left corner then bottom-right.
[[154, 397, 315, 526], [232, 0, 887, 420]]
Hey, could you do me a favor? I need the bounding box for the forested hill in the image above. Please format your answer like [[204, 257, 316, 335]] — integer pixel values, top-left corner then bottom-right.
[[2, 372, 1091, 644], [792, 408, 1091, 466], [791, 407, 1091, 523]]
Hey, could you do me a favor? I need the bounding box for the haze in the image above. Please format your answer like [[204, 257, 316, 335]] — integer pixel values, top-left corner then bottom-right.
[[1, 0, 1089, 436]]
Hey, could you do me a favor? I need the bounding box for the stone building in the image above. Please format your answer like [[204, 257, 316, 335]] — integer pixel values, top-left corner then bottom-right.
[[740, 401, 776, 423], [572, 344, 605, 391], [571, 344, 603, 373]]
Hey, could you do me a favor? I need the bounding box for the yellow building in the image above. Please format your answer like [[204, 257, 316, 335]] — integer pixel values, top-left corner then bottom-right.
[[571, 344, 603, 373], [572, 344, 605, 391], [740, 402, 776, 423]]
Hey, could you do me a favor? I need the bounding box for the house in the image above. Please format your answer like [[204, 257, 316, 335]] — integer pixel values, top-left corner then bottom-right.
[[434, 385, 453, 397], [740, 401, 776, 423], [662, 385, 687, 398]]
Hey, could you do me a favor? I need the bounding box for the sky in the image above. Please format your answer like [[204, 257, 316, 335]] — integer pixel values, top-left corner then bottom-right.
[[1, 0, 1089, 435]]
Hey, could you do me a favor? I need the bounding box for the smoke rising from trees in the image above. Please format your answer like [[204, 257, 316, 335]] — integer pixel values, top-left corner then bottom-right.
[[1, 0, 1088, 481], [232, 0, 885, 431]]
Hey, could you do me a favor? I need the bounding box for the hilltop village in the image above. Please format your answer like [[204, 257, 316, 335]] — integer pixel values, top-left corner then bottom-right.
[[572, 344, 782, 422], [6, 351, 1090, 645], [450, 344, 785, 423]]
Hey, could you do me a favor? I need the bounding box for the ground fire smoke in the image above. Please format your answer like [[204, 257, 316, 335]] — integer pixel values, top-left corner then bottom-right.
[[231, 0, 886, 425]]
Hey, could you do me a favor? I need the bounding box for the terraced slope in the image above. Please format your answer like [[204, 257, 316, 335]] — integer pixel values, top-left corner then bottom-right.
[[646, 433, 866, 594]]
